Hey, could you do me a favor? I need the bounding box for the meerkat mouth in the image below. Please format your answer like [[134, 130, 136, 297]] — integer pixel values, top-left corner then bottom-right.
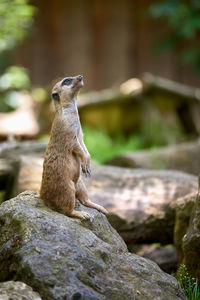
[[72, 76, 84, 89]]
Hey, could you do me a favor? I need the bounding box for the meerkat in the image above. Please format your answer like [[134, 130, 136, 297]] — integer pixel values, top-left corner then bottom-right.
[[40, 75, 108, 220]]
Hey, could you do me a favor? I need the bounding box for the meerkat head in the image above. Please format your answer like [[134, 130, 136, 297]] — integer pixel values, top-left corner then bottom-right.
[[51, 75, 83, 109]]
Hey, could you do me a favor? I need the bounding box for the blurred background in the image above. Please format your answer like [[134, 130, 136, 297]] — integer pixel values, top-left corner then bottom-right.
[[0, 0, 200, 164], [0, 0, 200, 281], [13, 0, 200, 89]]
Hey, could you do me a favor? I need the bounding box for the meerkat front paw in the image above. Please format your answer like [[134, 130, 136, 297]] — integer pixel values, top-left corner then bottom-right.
[[69, 210, 91, 220], [81, 164, 91, 177], [78, 211, 91, 220]]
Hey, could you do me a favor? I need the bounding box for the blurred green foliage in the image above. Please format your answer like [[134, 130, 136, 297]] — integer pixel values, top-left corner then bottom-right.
[[83, 121, 185, 164], [149, 0, 200, 74], [0, 66, 30, 91], [83, 127, 140, 164], [0, 0, 35, 112], [0, 66, 31, 112], [0, 0, 34, 53]]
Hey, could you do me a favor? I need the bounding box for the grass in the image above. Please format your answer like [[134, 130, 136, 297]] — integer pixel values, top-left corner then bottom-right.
[[83, 126, 141, 164], [177, 264, 200, 300], [83, 121, 186, 164]]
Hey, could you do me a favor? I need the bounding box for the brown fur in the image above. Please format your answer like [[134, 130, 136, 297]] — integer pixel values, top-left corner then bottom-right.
[[40, 75, 108, 220]]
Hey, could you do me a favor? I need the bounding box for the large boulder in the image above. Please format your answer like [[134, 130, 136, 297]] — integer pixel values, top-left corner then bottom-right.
[[90, 166, 197, 244], [0, 281, 41, 300], [0, 141, 197, 245], [182, 192, 200, 281], [0, 158, 19, 202], [174, 193, 196, 264], [0, 140, 48, 198], [0, 92, 40, 139], [0, 191, 185, 300], [0, 146, 197, 245], [15, 160, 198, 244], [128, 243, 177, 274], [106, 139, 200, 176], [0, 140, 48, 158]]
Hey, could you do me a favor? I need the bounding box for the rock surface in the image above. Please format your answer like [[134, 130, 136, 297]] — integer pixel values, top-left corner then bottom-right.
[[0, 93, 40, 138], [90, 166, 197, 244], [0, 145, 197, 245], [106, 138, 200, 175], [0, 141, 198, 245], [0, 191, 185, 300], [0, 141, 48, 197], [14, 159, 198, 244], [182, 192, 200, 281], [0, 158, 19, 202], [174, 193, 196, 264], [0, 140, 48, 158], [129, 244, 177, 274], [0, 281, 41, 300]]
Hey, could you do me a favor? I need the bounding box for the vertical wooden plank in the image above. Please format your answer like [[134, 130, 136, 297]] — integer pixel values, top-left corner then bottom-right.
[[179, 64, 200, 87], [135, 0, 178, 80], [14, 0, 200, 89], [100, 0, 131, 88], [61, 0, 94, 90], [88, 0, 107, 89], [128, 0, 139, 78]]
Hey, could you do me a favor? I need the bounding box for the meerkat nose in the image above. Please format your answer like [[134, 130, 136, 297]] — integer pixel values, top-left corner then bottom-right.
[[78, 75, 83, 80]]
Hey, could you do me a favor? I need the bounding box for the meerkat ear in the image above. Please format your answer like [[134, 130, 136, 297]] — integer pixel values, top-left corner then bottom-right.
[[52, 93, 60, 101]]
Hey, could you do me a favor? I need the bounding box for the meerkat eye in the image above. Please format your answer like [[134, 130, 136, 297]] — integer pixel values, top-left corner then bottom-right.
[[62, 78, 73, 86], [52, 93, 60, 101]]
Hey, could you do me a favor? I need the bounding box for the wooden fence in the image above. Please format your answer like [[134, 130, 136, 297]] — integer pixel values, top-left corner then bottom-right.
[[14, 0, 200, 90]]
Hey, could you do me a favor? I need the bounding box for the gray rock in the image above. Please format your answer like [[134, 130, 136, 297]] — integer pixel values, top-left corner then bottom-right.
[[89, 165, 197, 244], [106, 139, 200, 175], [0, 281, 41, 300], [0, 140, 48, 158], [174, 189, 200, 281], [0, 140, 197, 245], [2, 152, 198, 245], [0, 191, 185, 300], [0, 140, 48, 199], [0, 158, 20, 202], [128, 244, 177, 274], [182, 191, 200, 281], [174, 193, 196, 265]]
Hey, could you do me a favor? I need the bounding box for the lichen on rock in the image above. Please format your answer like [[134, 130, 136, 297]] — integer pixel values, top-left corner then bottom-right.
[[182, 191, 200, 281], [0, 281, 41, 300]]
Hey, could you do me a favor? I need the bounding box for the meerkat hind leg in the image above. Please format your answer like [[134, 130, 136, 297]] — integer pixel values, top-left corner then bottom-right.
[[57, 181, 90, 220], [76, 179, 108, 215]]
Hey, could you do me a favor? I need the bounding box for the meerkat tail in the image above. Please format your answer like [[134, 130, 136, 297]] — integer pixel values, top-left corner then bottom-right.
[[82, 200, 108, 215]]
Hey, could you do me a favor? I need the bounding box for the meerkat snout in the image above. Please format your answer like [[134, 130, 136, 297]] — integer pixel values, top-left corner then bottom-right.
[[52, 75, 84, 105]]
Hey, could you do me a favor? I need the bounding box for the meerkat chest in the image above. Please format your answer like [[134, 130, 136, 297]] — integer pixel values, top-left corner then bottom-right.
[[63, 111, 81, 136]]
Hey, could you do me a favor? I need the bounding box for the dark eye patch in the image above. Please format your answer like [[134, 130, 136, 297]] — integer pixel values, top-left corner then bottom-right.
[[61, 78, 73, 86], [52, 93, 60, 101]]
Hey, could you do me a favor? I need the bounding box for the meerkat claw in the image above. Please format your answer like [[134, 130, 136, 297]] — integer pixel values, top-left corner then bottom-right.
[[82, 164, 91, 177], [80, 211, 90, 220], [87, 168, 91, 177]]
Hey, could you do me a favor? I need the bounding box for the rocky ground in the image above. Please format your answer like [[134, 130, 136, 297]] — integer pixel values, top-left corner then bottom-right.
[[0, 191, 185, 300], [106, 138, 200, 176], [0, 281, 41, 300], [0, 140, 199, 299]]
